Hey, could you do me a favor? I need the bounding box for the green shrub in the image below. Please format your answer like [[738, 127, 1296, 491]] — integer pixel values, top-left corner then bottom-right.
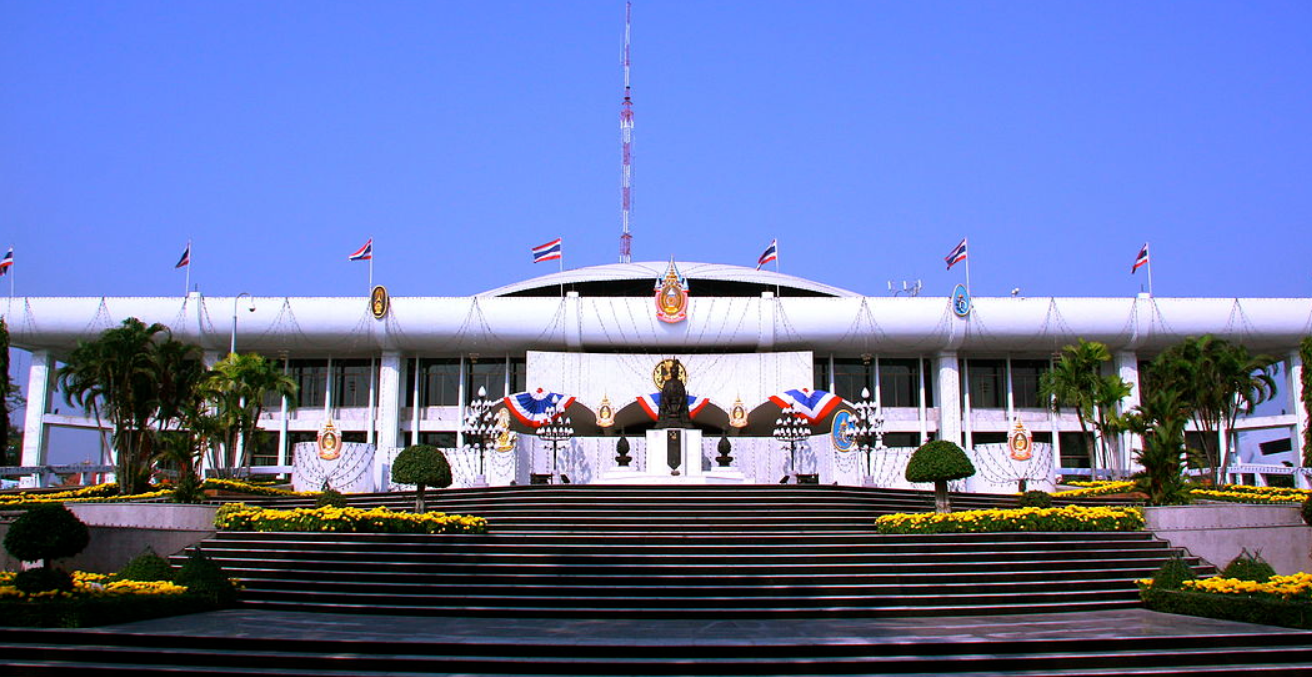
[[3, 503, 90, 567], [1302, 496, 1312, 527], [905, 440, 975, 513], [1149, 554, 1198, 590], [0, 594, 217, 628], [171, 472, 205, 504], [1221, 549, 1277, 582], [315, 482, 348, 509], [876, 505, 1143, 534], [1018, 490, 1053, 508], [13, 567, 74, 594], [175, 547, 237, 606], [391, 444, 453, 512], [112, 548, 175, 583], [1139, 588, 1312, 631], [214, 502, 250, 528]]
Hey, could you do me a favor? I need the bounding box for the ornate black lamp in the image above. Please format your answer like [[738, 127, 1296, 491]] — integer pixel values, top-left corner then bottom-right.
[[463, 386, 497, 487], [773, 404, 809, 483], [852, 387, 886, 480], [535, 396, 574, 484]]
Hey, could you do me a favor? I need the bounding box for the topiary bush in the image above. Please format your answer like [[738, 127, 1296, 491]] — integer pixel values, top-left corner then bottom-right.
[[391, 444, 453, 512], [1018, 490, 1053, 508], [112, 547, 176, 583], [13, 567, 74, 594], [1150, 554, 1198, 590], [1221, 549, 1277, 582], [175, 547, 237, 606], [3, 503, 91, 568], [905, 440, 976, 513], [315, 482, 348, 509], [1302, 495, 1312, 527]]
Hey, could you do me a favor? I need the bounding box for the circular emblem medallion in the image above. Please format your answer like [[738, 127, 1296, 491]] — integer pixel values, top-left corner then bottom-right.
[[370, 285, 390, 319], [317, 420, 341, 461], [651, 359, 689, 390], [831, 409, 856, 452], [952, 283, 972, 317]]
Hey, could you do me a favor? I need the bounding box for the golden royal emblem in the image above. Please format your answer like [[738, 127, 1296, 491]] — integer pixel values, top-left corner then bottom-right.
[[493, 407, 518, 452], [654, 259, 689, 324], [370, 285, 390, 319], [1008, 417, 1033, 461], [728, 395, 748, 429], [651, 358, 689, 390], [596, 394, 615, 428], [317, 419, 341, 461]]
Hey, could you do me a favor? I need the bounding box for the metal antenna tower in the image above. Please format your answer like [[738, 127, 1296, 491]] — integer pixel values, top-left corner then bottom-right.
[[619, 1, 634, 263]]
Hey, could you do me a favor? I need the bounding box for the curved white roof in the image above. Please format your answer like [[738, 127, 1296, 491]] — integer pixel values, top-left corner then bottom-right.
[[478, 261, 861, 298]]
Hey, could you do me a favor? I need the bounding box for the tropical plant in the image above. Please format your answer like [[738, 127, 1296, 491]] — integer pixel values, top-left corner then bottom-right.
[[905, 440, 975, 513], [1151, 335, 1278, 484], [1124, 381, 1193, 505], [391, 444, 453, 512], [1301, 337, 1312, 467], [201, 352, 297, 476], [1039, 339, 1131, 477], [1, 317, 10, 461]]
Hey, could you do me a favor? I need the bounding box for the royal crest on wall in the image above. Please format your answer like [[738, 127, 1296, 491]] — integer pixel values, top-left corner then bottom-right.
[[317, 419, 341, 461], [651, 358, 688, 389], [654, 259, 689, 324], [728, 395, 748, 429], [370, 285, 390, 319], [1008, 417, 1033, 461], [596, 394, 615, 428], [952, 283, 972, 317]]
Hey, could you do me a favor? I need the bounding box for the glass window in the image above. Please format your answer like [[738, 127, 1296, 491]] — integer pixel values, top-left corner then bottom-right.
[[416, 359, 461, 407], [287, 360, 327, 410], [813, 359, 832, 393], [249, 430, 279, 467], [831, 359, 872, 402], [966, 359, 1006, 409], [418, 432, 457, 449], [1011, 359, 1050, 408], [1059, 431, 1092, 468], [882, 432, 920, 448], [466, 361, 506, 403], [333, 359, 372, 408], [880, 359, 925, 408]]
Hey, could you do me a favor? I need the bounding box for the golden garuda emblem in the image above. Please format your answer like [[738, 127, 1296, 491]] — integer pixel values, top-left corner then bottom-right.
[[654, 259, 689, 324], [370, 285, 390, 319], [1008, 417, 1033, 461], [317, 419, 341, 461]]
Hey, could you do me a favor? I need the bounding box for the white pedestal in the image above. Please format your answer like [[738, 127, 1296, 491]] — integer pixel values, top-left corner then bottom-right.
[[596, 428, 747, 485]]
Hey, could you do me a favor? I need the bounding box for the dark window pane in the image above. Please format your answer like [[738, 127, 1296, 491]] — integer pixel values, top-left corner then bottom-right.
[[1011, 359, 1049, 408], [831, 359, 871, 403], [813, 359, 831, 393], [334, 359, 372, 408], [879, 359, 922, 408], [287, 360, 327, 410], [418, 359, 461, 407], [967, 359, 1006, 409]]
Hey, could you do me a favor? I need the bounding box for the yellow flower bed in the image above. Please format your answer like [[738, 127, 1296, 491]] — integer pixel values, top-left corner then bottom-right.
[[201, 478, 314, 497], [1190, 486, 1310, 504], [0, 479, 314, 506], [1051, 481, 1135, 498], [1169, 572, 1312, 602], [875, 505, 1144, 534], [215, 504, 488, 534], [0, 570, 189, 600]]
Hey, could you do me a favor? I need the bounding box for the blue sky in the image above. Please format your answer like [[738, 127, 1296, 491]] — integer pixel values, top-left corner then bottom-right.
[[3, 1, 1309, 303]]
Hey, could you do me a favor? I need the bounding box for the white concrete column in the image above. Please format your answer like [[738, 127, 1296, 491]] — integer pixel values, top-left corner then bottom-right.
[[20, 351, 53, 483], [936, 352, 962, 447], [1288, 350, 1307, 489], [324, 357, 334, 414], [1115, 351, 1142, 473], [409, 356, 421, 447], [276, 356, 289, 467], [961, 357, 973, 451], [917, 357, 928, 444], [376, 352, 403, 451]]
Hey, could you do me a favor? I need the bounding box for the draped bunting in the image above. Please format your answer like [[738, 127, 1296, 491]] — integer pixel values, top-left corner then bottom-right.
[[635, 393, 710, 421], [768, 388, 842, 423], [504, 388, 576, 428]]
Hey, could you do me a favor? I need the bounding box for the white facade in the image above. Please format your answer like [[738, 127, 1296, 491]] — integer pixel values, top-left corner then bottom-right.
[[7, 261, 1311, 490]]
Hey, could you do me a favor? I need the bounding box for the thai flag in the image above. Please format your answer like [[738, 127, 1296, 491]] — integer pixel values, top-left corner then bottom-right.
[[504, 388, 576, 428], [174, 243, 190, 269], [756, 239, 778, 270], [636, 393, 710, 421], [1132, 243, 1149, 274], [944, 238, 968, 269], [348, 238, 373, 261], [0, 248, 11, 276], [769, 388, 842, 423], [532, 238, 562, 263]]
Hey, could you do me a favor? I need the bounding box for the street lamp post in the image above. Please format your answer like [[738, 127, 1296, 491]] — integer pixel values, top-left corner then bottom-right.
[[230, 292, 255, 355], [773, 404, 809, 484], [535, 396, 574, 484], [853, 387, 886, 483], [463, 386, 496, 487]]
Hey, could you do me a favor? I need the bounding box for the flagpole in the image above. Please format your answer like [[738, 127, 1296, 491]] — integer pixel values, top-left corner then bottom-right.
[[1146, 242, 1153, 297], [184, 239, 191, 296], [964, 237, 971, 296], [774, 239, 781, 298], [368, 236, 374, 292]]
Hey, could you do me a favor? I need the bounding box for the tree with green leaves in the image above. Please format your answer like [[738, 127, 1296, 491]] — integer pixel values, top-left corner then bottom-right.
[[905, 440, 975, 513], [391, 444, 453, 512], [1151, 335, 1277, 485], [202, 352, 298, 476], [1301, 337, 1311, 468], [1124, 379, 1192, 505], [1, 317, 9, 461], [1039, 339, 1132, 477]]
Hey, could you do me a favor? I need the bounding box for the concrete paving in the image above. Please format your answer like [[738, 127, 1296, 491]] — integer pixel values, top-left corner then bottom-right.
[[89, 608, 1310, 647]]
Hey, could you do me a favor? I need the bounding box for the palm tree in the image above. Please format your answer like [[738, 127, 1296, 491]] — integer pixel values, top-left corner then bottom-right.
[[203, 353, 298, 475], [1152, 335, 1277, 484], [1125, 384, 1192, 505], [57, 318, 172, 494], [1039, 339, 1131, 477]]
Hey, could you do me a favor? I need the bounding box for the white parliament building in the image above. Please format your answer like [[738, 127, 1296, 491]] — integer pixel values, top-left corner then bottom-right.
[[7, 260, 1311, 492]]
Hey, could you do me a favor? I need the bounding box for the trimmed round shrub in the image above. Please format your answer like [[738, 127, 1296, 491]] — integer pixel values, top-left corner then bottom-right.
[[113, 547, 175, 583], [1221, 549, 1277, 582], [1150, 554, 1198, 590], [3, 503, 91, 567], [1018, 490, 1053, 508], [391, 445, 453, 490], [176, 547, 237, 606], [905, 440, 975, 483], [13, 567, 74, 594], [315, 482, 348, 509], [1302, 496, 1312, 526]]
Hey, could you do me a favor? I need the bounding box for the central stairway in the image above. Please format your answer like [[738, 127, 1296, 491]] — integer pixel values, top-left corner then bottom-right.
[[198, 485, 1211, 618]]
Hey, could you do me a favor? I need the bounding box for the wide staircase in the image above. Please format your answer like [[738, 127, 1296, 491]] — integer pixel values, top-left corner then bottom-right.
[[8, 485, 1312, 675], [201, 485, 1204, 618]]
